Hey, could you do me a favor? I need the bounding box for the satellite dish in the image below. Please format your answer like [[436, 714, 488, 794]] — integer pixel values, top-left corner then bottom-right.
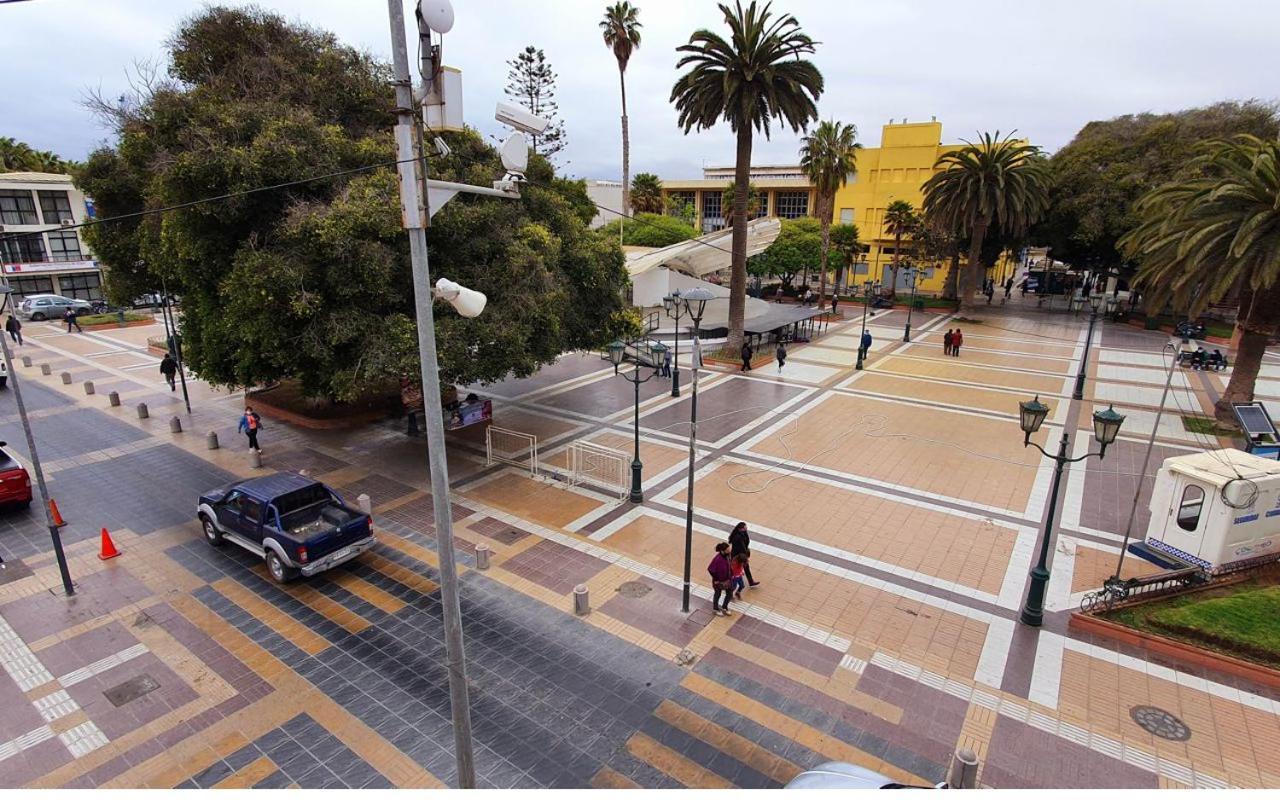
[[417, 0, 455, 33]]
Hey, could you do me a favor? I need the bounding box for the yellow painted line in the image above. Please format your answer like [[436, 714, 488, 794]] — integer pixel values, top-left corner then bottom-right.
[[625, 732, 734, 789], [214, 756, 278, 789], [590, 766, 641, 789], [654, 699, 801, 785], [325, 569, 407, 616], [248, 564, 371, 634], [212, 578, 330, 655]]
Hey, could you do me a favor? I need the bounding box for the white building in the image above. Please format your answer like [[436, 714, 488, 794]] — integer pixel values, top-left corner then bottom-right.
[[584, 180, 624, 229], [0, 172, 101, 301]]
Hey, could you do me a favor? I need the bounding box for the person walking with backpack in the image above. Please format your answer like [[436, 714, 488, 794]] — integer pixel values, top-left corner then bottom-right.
[[159, 353, 178, 391], [860, 329, 873, 363], [740, 340, 754, 372], [5, 314, 21, 346], [952, 328, 963, 357], [707, 542, 734, 616], [728, 521, 760, 588], [64, 307, 82, 333], [776, 341, 787, 372], [238, 406, 264, 452], [943, 329, 954, 356]]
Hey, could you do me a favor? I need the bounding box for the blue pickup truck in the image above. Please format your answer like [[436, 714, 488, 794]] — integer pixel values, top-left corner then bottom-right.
[[197, 473, 374, 583]]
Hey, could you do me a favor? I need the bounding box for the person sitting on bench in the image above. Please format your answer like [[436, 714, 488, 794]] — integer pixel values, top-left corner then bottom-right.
[[1208, 349, 1227, 371], [1191, 348, 1208, 370]]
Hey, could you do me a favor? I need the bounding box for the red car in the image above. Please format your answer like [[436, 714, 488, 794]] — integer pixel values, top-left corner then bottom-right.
[[0, 442, 33, 508]]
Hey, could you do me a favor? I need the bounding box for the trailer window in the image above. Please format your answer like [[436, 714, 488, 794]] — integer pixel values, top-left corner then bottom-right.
[[1177, 485, 1205, 531]]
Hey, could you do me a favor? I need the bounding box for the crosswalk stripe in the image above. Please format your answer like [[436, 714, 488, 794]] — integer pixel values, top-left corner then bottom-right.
[[625, 732, 734, 789], [653, 699, 802, 785], [213, 578, 331, 655]]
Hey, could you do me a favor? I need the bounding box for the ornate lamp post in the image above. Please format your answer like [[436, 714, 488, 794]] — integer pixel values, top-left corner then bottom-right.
[[1017, 397, 1125, 626], [662, 289, 684, 397], [677, 287, 713, 612], [1073, 293, 1103, 400], [609, 339, 666, 503], [902, 266, 921, 343], [856, 279, 879, 371]]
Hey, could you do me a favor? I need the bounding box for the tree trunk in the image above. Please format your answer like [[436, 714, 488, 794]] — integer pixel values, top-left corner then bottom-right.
[[619, 68, 631, 216], [727, 126, 753, 352], [944, 249, 960, 300], [818, 194, 831, 303], [1215, 285, 1280, 424], [960, 218, 988, 312]]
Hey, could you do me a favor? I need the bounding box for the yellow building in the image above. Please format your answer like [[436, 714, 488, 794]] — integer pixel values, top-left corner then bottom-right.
[[659, 120, 1017, 296]]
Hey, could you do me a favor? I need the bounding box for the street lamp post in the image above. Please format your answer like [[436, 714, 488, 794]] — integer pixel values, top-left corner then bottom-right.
[[856, 279, 878, 371], [1017, 396, 1125, 626], [159, 278, 191, 414], [1072, 294, 1102, 400], [902, 267, 920, 343], [609, 340, 666, 503], [662, 290, 684, 397], [677, 287, 713, 612], [0, 285, 74, 595]]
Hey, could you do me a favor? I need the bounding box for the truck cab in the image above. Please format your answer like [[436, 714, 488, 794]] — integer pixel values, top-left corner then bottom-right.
[[197, 473, 374, 583]]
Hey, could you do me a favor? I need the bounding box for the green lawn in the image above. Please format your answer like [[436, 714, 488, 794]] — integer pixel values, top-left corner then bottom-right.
[[1181, 415, 1239, 437], [78, 311, 151, 326], [1107, 580, 1280, 667]]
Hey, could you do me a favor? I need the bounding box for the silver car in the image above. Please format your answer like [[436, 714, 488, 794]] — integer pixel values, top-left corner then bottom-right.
[[17, 294, 93, 322]]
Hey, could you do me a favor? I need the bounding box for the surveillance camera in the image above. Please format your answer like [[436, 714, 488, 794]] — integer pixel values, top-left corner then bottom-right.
[[499, 133, 528, 177], [495, 102, 550, 136], [434, 278, 486, 318], [434, 136, 451, 158]]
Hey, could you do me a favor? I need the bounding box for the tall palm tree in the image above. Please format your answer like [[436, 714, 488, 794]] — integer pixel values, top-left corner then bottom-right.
[[922, 132, 1049, 310], [799, 120, 859, 304], [1120, 135, 1280, 424], [671, 0, 822, 350], [882, 199, 919, 297], [630, 172, 663, 213], [720, 182, 761, 224], [601, 2, 642, 216]]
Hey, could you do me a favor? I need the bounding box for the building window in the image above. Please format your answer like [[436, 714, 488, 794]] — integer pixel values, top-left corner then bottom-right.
[[753, 192, 769, 219], [38, 190, 74, 225], [0, 233, 47, 263], [1176, 484, 1205, 532], [47, 230, 83, 262], [0, 190, 39, 225], [839, 208, 854, 224], [775, 191, 809, 219], [853, 262, 869, 275], [666, 190, 697, 219], [7, 276, 54, 301], [58, 272, 102, 301], [701, 191, 723, 232]]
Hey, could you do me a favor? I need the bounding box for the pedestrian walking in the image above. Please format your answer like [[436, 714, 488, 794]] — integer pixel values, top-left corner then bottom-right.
[[5, 314, 21, 346], [64, 307, 82, 333], [238, 405, 264, 452], [860, 329, 873, 362], [1019, 278, 1028, 297], [952, 328, 963, 357], [943, 329, 954, 356], [831, 295, 839, 315], [1004, 276, 1014, 298], [661, 347, 672, 378], [707, 542, 734, 616], [730, 553, 748, 599], [985, 284, 995, 304], [740, 341, 754, 372], [159, 353, 178, 391], [728, 521, 760, 588], [776, 341, 787, 372]]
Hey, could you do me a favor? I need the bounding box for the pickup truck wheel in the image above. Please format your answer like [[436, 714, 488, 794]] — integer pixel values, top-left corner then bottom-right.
[[265, 550, 297, 583], [202, 515, 224, 546]]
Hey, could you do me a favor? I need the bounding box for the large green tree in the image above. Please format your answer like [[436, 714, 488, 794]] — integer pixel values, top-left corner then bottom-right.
[[601, 2, 642, 214], [0, 137, 78, 173], [79, 7, 631, 402], [630, 172, 663, 213], [505, 46, 567, 160], [882, 199, 918, 296], [828, 221, 862, 294], [598, 211, 697, 246], [747, 216, 821, 290], [1120, 135, 1280, 424], [799, 119, 859, 302], [1037, 101, 1279, 278], [671, 0, 822, 350], [922, 132, 1049, 310]]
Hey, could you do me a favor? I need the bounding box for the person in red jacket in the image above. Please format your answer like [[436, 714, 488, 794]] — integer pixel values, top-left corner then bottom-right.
[[707, 542, 734, 616], [952, 328, 963, 357]]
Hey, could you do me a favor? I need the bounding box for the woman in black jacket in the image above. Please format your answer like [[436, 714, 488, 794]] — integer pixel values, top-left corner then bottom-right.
[[728, 522, 760, 588]]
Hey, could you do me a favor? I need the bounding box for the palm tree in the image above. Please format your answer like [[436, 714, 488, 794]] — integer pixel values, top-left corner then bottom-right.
[[922, 132, 1050, 310], [720, 182, 761, 224], [630, 172, 663, 213], [882, 199, 919, 297], [799, 120, 860, 304], [671, 0, 822, 350], [1120, 135, 1280, 424], [601, 2, 642, 215]]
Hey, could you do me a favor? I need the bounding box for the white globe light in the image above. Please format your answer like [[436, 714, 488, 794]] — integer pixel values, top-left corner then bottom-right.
[[417, 0, 455, 33]]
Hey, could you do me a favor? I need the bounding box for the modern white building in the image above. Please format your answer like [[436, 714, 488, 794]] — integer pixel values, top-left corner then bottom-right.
[[0, 172, 101, 301], [584, 180, 624, 229]]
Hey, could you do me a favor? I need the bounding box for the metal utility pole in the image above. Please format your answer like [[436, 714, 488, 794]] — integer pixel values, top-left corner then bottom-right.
[[678, 288, 712, 613], [385, 0, 475, 787], [160, 278, 191, 414]]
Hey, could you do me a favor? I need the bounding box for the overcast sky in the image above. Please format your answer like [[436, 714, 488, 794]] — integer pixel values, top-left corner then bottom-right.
[[4, 0, 1277, 181]]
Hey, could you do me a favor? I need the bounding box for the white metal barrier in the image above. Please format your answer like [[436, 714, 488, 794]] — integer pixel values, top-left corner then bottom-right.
[[486, 426, 539, 477], [567, 440, 629, 500]]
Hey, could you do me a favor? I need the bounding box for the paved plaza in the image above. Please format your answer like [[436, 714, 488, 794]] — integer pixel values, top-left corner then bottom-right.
[[2, 297, 1280, 789]]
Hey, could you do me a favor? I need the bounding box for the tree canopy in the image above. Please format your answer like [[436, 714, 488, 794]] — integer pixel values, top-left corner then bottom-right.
[[748, 217, 821, 288], [630, 172, 663, 213], [79, 6, 631, 402], [598, 211, 698, 247], [505, 46, 567, 160], [0, 137, 79, 173]]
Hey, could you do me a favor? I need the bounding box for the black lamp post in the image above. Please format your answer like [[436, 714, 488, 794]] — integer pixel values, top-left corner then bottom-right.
[[662, 290, 684, 398], [902, 266, 920, 343], [856, 279, 878, 371], [609, 339, 666, 503], [1017, 397, 1125, 626], [1072, 293, 1102, 400], [678, 287, 713, 612]]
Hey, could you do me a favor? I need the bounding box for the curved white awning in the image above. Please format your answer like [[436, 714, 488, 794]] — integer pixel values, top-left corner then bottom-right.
[[625, 217, 781, 278]]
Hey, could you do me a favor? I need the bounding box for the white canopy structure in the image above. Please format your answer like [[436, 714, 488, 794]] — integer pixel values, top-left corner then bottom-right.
[[625, 217, 781, 278]]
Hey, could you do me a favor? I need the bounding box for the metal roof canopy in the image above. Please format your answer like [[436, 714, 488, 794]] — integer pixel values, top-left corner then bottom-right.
[[743, 305, 826, 335], [625, 217, 781, 278]]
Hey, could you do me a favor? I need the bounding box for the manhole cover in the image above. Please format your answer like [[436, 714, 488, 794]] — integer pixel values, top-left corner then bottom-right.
[[104, 674, 160, 707], [617, 581, 651, 598], [1130, 705, 1191, 741]]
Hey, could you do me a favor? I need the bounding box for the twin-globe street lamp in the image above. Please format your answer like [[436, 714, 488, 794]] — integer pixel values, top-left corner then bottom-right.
[[902, 266, 921, 343], [608, 339, 667, 504], [1016, 395, 1125, 626], [676, 287, 713, 612], [1072, 292, 1119, 401], [856, 279, 880, 371], [661, 290, 685, 397]]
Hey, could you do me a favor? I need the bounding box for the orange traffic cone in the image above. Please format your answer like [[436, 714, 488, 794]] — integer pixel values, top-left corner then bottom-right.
[[98, 528, 121, 561], [49, 498, 67, 528]]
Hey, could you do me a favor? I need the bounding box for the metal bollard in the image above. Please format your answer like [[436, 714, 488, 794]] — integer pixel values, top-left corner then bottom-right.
[[108, 391, 120, 407], [136, 403, 149, 419], [249, 449, 262, 468], [475, 543, 491, 570], [20, 356, 31, 367], [948, 748, 979, 789], [60, 372, 71, 385], [83, 381, 95, 395], [169, 416, 182, 433], [206, 431, 219, 450], [356, 493, 372, 516], [40, 363, 51, 375], [573, 584, 590, 616]]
